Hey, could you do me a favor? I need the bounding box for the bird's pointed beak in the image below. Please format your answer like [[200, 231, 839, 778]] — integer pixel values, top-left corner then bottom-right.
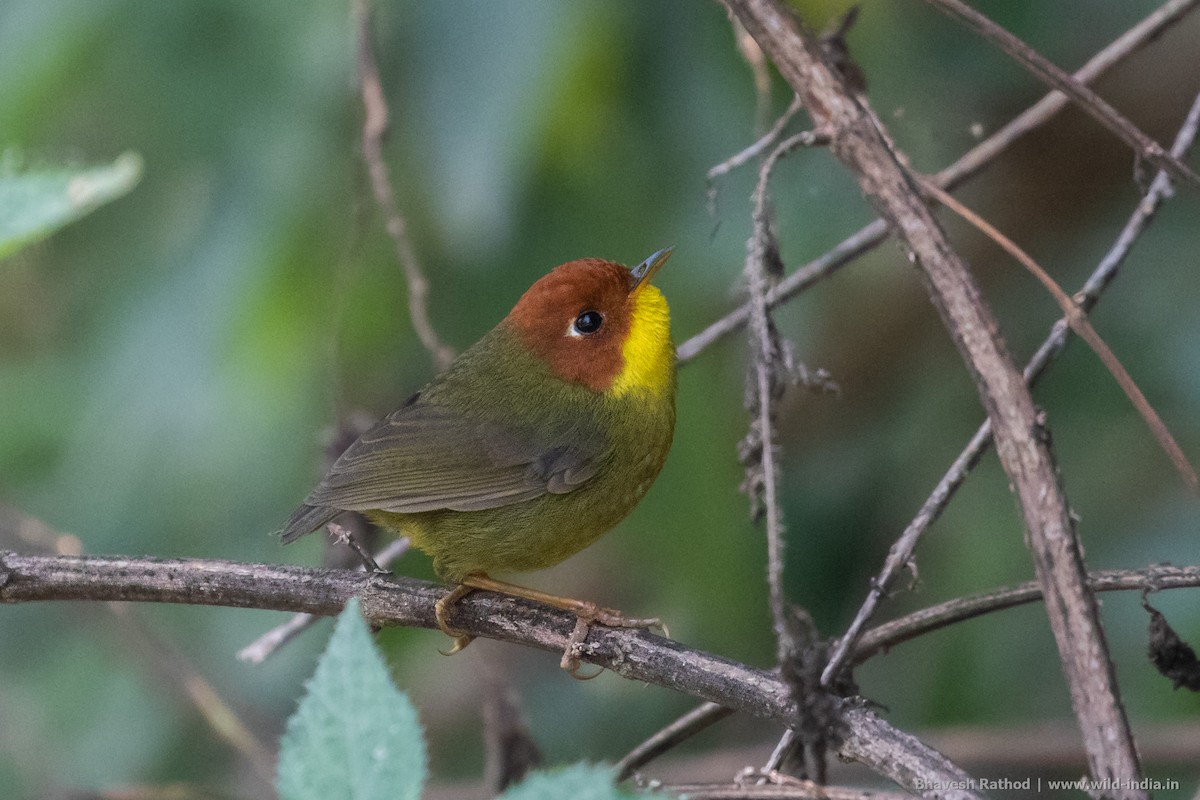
[[629, 246, 674, 293]]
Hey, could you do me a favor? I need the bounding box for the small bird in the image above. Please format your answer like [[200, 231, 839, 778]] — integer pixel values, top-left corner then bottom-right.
[[280, 249, 676, 674]]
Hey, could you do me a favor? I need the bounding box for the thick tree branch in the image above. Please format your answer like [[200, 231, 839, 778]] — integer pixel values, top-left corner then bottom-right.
[[658, 781, 915, 800], [237, 536, 411, 664], [0, 550, 979, 798], [722, 0, 1143, 793]]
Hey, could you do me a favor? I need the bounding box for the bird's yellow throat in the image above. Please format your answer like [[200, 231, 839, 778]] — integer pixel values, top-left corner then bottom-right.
[[610, 284, 673, 400]]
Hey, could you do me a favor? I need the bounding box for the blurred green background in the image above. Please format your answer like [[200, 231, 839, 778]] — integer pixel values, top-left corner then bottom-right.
[[2, 0, 1199, 797]]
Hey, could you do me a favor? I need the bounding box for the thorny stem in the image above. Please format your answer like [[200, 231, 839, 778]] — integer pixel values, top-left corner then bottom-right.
[[744, 133, 825, 665], [752, 330, 786, 653], [744, 133, 830, 681], [677, 0, 1200, 364], [742, 131, 838, 786], [820, 89, 1200, 688]]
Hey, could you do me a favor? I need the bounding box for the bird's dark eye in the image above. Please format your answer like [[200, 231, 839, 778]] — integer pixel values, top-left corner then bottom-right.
[[571, 310, 603, 336]]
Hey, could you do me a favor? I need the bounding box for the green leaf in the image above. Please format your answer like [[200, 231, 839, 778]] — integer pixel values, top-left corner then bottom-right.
[[498, 764, 650, 800], [276, 598, 426, 800], [0, 151, 143, 260]]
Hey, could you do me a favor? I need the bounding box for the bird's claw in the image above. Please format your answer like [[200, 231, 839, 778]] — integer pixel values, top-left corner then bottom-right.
[[439, 633, 475, 657], [561, 616, 604, 679], [559, 605, 667, 680], [434, 584, 476, 655]]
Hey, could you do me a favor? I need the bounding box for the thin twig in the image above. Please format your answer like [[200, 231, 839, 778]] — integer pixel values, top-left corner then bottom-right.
[[925, 721, 1200, 770], [482, 669, 542, 793], [724, 0, 1143, 791], [761, 728, 796, 774], [854, 565, 1200, 663], [237, 536, 411, 664], [923, 179, 1200, 494], [354, 0, 455, 371], [922, 0, 1200, 187], [0, 510, 275, 785], [238, 610, 319, 665], [819, 421, 991, 688], [676, 0, 1200, 364], [1084, 89, 1200, 306], [730, 13, 776, 134], [934, 0, 1199, 189], [709, 96, 807, 183], [106, 603, 276, 784], [0, 550, 981, 796], [6, 518, 293, 785], [616, 702, 733, 782], [819, 89, 1200, 686]]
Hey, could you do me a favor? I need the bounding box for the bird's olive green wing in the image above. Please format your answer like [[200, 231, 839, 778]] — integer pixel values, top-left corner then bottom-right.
[[303, 400, 605, 515]]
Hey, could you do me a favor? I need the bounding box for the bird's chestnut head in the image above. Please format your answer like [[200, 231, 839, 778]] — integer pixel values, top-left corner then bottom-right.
[[504, 249, 674, 396]]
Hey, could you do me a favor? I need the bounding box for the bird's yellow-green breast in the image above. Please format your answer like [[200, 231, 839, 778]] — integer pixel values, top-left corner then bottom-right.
[[280, 252, 677, 583]]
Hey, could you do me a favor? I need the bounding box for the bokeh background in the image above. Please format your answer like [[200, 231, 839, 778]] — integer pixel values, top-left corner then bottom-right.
[[3, 0, 1199, 797]]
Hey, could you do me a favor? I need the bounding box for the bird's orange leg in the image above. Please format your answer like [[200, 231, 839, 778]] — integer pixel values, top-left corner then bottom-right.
[[456, 573, 664, 678]]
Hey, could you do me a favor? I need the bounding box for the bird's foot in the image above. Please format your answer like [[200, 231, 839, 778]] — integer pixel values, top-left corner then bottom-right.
[[560, 602, 665, 680], [441, 574, 667, 677], [435, 584, 476, 656]]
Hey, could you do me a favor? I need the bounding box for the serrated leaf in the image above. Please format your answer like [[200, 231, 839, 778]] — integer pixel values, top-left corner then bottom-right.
[[276, 598, 426, 800], [498, 763, 651, 800], [0, 151, 143, 260]]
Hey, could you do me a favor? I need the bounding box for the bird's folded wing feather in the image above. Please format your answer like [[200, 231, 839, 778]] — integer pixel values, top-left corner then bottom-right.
[[305, 401, 604, 514]]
